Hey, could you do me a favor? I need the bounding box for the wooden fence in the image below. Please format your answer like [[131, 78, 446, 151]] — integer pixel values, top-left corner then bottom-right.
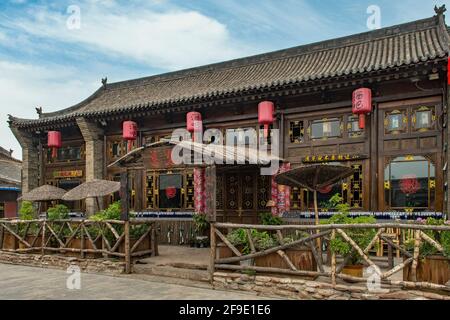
[[0, 219, 158, 273], [210, 222, 450, 292]]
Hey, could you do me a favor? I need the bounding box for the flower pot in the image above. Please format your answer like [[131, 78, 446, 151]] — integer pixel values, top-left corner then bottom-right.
[[254, 246, 317, 272], [342, 264, 364, 280], [2, 232, 18, 250], [65, 238, 103, 258], [19, 235, 42, 251], [119, 235, 152, 257], [403, 255, 450, 285], [217, 243, 243, 265]]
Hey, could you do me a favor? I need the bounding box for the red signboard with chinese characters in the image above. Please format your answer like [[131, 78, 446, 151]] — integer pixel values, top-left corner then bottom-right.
[[53, 170, 83, 179]]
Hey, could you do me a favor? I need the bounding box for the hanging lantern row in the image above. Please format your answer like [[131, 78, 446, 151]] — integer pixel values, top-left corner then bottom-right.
[[352, 88, 372, 129], [123, 120, 138, 152], [47, 131, 62, 159], [258, 101, 275, 139]]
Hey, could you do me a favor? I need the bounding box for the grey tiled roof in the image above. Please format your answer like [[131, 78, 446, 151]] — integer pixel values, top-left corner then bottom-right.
[[0, 160, 21, 187], [9, 14, 450, 128]]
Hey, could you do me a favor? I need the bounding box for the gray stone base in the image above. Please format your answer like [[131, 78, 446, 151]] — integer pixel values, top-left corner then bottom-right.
[[0, 252, 125, 275], [213, 272, 450, 300]]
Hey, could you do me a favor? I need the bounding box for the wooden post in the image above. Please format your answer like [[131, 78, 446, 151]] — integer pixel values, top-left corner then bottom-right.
[[331, 228, 336, 286], [80, 223, 85, 259], [0, 225, 4, 249], [41, 221, 46, 256], [124, 220, 131, 274], [410, 230, 421, 282], [205, 165, 217, 223], [209, 223, 216, 284], [120, 171, 130, 221], [387, 242, 393, 269]]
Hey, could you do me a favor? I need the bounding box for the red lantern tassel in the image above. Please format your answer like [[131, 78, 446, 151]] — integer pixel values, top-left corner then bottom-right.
[[264, 124, 269, 138], [52, 147, 57, 159], [358, 114, 365, 129]]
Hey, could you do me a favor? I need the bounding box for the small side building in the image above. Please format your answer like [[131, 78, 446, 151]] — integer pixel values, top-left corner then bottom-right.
[[0, 147, 22, 218]]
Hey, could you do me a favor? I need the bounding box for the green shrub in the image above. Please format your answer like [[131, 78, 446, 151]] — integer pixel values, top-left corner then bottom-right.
[[260, 212, 283, 225], [227, 228, 279, 254], [405, 218, 450, 258], [47, 204, 70, 220], [19, 201, 35, 220], [321, 214, 377, 265], [193, 213, 209, 235]]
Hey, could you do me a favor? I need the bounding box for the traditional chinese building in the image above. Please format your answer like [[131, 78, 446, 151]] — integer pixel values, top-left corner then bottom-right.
[[0, 147, 21, 218], [8, 7, 450, 225]]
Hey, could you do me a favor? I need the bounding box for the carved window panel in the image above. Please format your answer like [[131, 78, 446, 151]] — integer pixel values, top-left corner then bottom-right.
[[242, 174, 255, 210], [46, 145, 84, 164], [257, 175, 270, 210], [347, 115, 364, 138], [349, 164, 363, 208], [290, 187, 302, 209], [108, 139, 137, 159], [384, 109, 407, 134], [216, 174, 224, 210], [289, 121, 304, 143], [146, 172, 155, 209], [226, 175, 239, 210], [412, 106, 436, 132], [185, 171, 195, 209], [309, 118, 342, 140]]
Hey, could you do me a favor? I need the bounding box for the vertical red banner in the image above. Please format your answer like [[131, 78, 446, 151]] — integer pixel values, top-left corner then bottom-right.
[[194, 167, 206, 214], [271, 162, 291, 216]]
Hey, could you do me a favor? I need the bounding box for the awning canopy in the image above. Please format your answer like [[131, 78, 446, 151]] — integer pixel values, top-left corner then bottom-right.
[[108, 139, 283, 169]]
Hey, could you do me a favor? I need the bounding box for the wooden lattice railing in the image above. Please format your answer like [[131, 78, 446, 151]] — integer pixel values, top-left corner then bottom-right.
[[210, 222, 450, 292], [0, 219, 158, 273]]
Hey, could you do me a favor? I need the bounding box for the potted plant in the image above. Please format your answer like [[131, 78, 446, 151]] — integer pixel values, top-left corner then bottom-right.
[[45, 204, 71, 254], [321, 194, 377, 279], [192, 213, 210, 248], [322, 213, 377, 278], [18, 201, 41, 251], [403, 218, 450, 285]]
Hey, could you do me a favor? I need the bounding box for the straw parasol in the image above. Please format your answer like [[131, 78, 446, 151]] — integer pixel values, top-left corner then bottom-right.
[[275, 164, 355, 225], [62, 179, 121, 211], [19, 184, 67, 202], [275, 164, 355, 257]]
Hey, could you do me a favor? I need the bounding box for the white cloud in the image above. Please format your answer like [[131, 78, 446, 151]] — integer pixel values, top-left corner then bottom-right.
[[0, 60, 99, 159], [5, 2, 249, 70]]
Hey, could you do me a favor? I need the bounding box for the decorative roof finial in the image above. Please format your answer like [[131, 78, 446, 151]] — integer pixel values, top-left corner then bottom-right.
[[101, 77, 108, 89], [434, 4, 446, 15], [36, 107, 42, 117]]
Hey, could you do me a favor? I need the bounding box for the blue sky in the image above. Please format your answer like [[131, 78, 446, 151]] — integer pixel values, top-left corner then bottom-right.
[[0, 0, 449, 158]]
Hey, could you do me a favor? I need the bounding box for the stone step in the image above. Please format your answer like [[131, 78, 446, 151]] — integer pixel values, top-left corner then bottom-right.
[[133, 263, 210, 283]]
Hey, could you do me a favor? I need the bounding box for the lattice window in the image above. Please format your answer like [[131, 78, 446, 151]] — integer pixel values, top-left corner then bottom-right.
[[349, 164, 363, 208], [290, 187, 302, 209], [242, 174, 254, 210], [289, 121, 304, 143], [226, 175, 239, 210], [185, 171, 195, 209], [216, 174, 224, 210], [146, 173, 155, 209], [347, 115, 364, 138], [384, 109, 407, 134], [412, 106, 436, 132], [309, 118, 342, 140], [257, 175, 271, 210]]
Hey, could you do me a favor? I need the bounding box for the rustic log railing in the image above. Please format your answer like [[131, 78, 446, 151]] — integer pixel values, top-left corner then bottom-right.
[[0, 219, 158, 273], [210, 222, 450, 292]]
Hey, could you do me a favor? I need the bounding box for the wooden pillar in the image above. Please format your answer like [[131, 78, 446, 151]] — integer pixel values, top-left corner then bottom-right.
[[120, 171, 131, 273], [205, 165, 217, 222], [124, 221, 131, 274], [209, 223, 216, 284], [331, 228, 336, 286]]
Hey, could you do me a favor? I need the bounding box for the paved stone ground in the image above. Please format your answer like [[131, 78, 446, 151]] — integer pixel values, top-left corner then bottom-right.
[[0, 264, 271, 300]]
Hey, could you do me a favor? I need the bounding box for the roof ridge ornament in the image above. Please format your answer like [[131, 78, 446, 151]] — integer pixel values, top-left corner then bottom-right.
[[36, 107, 43, 118], [434, 4, 446, 15], [101, 77, 108, 89]]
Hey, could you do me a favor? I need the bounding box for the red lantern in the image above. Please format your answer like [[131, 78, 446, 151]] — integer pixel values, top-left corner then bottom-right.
[[258, 101, 275, 138], [186, 112, 202, 142], [47, 131, 62, 159], [352, 88, 372, 129], [123, 121, 138, 152]]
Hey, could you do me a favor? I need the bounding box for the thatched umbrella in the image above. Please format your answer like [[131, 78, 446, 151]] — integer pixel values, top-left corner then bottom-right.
[[275, 164, 355, 257], [61, 179, 121, 211], [275, 164, 355, 225], [18, 184, 67, 215], [19, 184, 67, 202]]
